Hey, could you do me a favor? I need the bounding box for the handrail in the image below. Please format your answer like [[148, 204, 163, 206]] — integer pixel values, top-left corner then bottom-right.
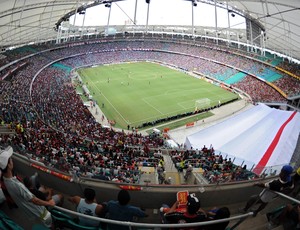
[[52, 205, 253, 229], [51, 190, 300, 229], [273, 190, 300, 205]]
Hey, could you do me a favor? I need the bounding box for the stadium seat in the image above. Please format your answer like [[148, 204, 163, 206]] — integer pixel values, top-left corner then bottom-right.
[[51, 214, 69, 229], [266, 204, 287, 224], [50, 209, 75, 229], [51, 209, 74, 220], [31, 224, 49, 230], [66, 219, 102, 230], [0, 210, 24, 230]]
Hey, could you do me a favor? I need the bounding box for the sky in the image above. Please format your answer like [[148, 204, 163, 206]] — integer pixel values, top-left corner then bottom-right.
[[71, 0, 245, 29]]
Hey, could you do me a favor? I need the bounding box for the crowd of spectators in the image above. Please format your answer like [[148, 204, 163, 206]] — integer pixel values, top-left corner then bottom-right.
[[1, 37, 299, 229], [169, 146, 257, 184], [278, 60, 300, 79], [273, 76, 300, 97], [0, 38, 299, 186], [0, 129, 164, 184], [153, 40, 299, 97], [1, 39, 299, 96], [233, 75, 286, 103], [160, 191, 230, 229]]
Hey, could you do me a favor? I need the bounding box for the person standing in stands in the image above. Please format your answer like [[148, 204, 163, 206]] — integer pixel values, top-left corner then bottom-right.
[[104, 189, 148, 230], [0, 146, 55, 228], [68, 188, 104, 227], [240, 165, 294, 217]]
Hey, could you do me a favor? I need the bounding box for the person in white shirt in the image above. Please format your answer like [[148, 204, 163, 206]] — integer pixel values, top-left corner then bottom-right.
[[68, 188, 104, 227], [0, 146, 55, 228]]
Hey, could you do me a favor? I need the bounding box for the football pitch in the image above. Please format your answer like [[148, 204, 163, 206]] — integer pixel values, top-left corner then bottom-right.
[[77, 62, 239, 129]]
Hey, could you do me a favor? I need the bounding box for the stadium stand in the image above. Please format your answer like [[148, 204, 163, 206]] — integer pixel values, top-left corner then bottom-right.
[[0, 39, 299, 183], [0, 37, 299, 229]]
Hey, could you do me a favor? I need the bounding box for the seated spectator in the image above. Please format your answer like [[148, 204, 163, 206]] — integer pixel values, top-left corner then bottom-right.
[[240, 165, 294, 217], [164, 177, 172, 185], [267, 203, 300, 229], [104, 189, 148, 230], [205, 207, 230, 230], [23, 174, 64, 206], [68, 188, 104, 227], [160, 193, 207, 228], [0, 147, 55, 228]]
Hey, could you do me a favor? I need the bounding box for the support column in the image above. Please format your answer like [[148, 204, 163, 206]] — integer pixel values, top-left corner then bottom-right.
[[191, 1, 195, 38], [134, 0, 138, 25], [226, 2, 231, 47], [145, 0, 150, 34], [72, 0, 79, 41], [81, 9, 86, 38], [249, 21, 253, 52], [214, 0, 218, 45], [106, 3, 112, 36]]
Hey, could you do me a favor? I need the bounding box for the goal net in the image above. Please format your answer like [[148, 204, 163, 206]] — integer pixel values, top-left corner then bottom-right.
[[195, 98, 211, 110]]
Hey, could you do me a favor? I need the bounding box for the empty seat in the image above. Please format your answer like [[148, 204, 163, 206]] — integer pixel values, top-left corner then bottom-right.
[[50, 208, 76, 229], [66, 219, 102, 230]]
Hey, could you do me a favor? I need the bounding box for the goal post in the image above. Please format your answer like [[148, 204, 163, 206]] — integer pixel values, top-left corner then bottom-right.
[[195, 98, 211, 110]]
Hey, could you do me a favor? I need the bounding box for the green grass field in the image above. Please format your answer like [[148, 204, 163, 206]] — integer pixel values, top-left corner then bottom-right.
[[77, 62, 239, 129]]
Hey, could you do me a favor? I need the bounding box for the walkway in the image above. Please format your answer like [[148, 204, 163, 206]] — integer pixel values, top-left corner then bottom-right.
[[87, 103, 111, 127], [87, 94, 252, 140]]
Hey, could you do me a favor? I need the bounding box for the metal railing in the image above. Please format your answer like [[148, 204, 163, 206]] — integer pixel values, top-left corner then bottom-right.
[[52, 205, 253, 229], [51, 188, 300, 229], [273, 190, 300, 205]]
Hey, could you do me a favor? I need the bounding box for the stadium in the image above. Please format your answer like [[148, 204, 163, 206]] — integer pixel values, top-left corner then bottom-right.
[[0, 0, 300, 229]]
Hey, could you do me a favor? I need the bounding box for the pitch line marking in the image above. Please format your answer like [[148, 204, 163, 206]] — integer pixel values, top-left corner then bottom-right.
[[89, 78, 130, 124], [142, 98, 164, 115]]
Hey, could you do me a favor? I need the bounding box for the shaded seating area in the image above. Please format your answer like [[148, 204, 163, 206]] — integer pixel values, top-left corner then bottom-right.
[[51, 208, 103, 230], [0, 210, 24, 230], [169, 147, 257, 184]]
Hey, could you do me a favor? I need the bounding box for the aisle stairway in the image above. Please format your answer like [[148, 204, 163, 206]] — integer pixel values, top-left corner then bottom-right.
[[162, 153, 184, 184], [0, 125, 14, 135], [139, 153, 183, 185]]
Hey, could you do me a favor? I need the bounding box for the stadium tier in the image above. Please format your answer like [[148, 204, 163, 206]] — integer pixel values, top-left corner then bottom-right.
[[0, 37, 300, 230]]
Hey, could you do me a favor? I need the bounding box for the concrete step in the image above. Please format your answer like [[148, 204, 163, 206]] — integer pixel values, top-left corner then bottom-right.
[[0, 125, 15, 135], [162, 154, 177, 172]]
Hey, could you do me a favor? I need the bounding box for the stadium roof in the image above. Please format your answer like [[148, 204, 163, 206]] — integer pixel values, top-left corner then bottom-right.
[[0, 0, 299, 61]]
